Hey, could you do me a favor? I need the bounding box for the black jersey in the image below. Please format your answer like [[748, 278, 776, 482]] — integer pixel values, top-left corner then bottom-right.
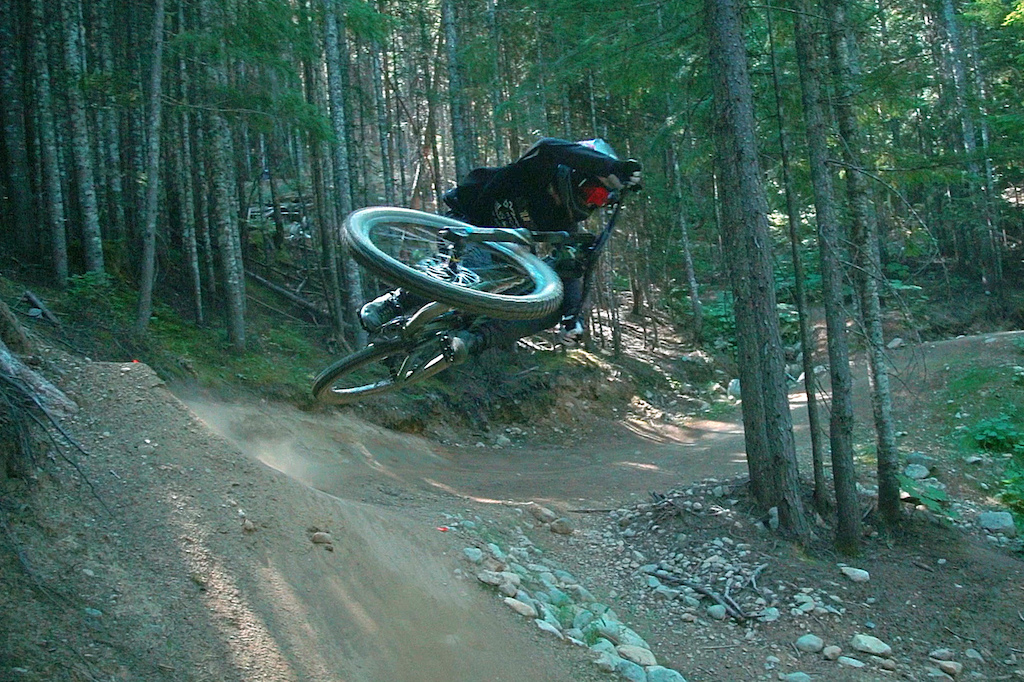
[[445, 138, 621, 232]]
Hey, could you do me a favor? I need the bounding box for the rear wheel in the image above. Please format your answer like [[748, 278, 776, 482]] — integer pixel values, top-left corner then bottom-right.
[[344, 207, 562, 321], [312, 335, 456, 405]]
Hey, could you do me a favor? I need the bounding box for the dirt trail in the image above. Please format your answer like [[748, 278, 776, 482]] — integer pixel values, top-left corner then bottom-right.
[[169, 390, 766, 681], [7, 332, 1023, 682], [183, 394, 762, 509]]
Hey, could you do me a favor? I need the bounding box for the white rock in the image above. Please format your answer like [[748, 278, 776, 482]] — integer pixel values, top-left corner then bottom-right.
[[840, 566, 870, 582], [850, 633, 892, 657], [615, 644, 657, 666], [503, 597, 537, 618]]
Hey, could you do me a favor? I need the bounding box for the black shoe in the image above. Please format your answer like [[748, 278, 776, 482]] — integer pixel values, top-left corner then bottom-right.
[[359, 290, 404, 332]]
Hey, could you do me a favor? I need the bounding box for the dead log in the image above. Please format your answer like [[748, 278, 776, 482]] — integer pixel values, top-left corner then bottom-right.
[[21, 290, 61, 326], [245, 270, 329, 317], [0, 340, 77, 417], [0, 299, 31, 353]]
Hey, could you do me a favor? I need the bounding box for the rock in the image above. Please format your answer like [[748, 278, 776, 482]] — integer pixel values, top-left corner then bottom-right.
[[503, 597, 537, 618], [594, 652, 620, 673], [929, 648, 955, 661], [887, 337, 905, 349], [850, 634, 892, 657], [795, 634, 824, 653], [823, 645, 842, 661], [528, 503, 558, 524], [727, 378, 741, 399], [477, 570, 504, 586], [979, 511, 1017, 537], [647, 666, 688, 682], [840, 566, 870, 582], [965, 649, 984, 663], [904, 463, 932, 480], [615, 657, 648, 682], [535, 619, 564, 639], [310, 531, 332, 544], [616, 644, 657, 666], [907, 452, 937, 468], [549, 518, 574, 535], [241, 518, 256, 533], [936, 660, 963, 676], [463, 547, 484, 563], [706, 604, 727, 620], [838, 656, 866, 668], [782, 674, 812, 682]]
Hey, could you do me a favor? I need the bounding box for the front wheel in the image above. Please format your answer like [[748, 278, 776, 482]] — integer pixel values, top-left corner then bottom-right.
[[344, 207, 562, 321], [312, 335, 456, 405]]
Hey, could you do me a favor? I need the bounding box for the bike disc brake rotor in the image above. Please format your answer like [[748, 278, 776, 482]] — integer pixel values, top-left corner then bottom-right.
[[416, 255, 483, 288]]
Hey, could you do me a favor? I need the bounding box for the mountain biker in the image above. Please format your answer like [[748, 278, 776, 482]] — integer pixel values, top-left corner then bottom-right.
[[358, 137, 642, 360]]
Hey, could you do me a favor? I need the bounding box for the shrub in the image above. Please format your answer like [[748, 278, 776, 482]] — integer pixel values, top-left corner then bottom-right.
[[970, 414, 1024, 453]]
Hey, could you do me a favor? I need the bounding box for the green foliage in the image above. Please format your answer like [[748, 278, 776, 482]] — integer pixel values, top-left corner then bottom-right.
[[1000, 462, 1024, 516], [898, 474, 959, 519], [970, 414, 1024, 453]]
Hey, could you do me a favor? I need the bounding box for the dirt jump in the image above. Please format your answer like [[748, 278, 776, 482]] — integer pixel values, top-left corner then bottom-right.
[[3, 332, 1023, 681]]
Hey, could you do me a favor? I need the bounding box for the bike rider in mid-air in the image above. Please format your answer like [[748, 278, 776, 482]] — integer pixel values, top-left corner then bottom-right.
[[358, 137, 642, 360]]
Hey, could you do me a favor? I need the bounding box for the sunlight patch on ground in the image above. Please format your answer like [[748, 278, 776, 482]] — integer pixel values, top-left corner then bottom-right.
[[323, 574, 381, 637], [615, 461, 662, 471], [166, 495, 300, 681], [422, 478, 510, 504]]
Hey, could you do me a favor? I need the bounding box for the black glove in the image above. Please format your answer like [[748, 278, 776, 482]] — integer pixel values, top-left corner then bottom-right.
[[611, 159, 643, 189]]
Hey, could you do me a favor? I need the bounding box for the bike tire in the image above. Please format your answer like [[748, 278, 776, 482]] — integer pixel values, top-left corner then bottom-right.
[[312, 336, 454, 405], [344, 207, 562, 321]]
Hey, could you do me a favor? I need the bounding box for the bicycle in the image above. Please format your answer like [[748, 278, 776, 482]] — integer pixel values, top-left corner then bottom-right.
[[312, 194, 630, 405]]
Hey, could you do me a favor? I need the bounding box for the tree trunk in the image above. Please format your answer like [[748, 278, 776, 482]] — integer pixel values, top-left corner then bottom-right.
[[135, 0, 166, 334], [371, 40, 395, 205], [0, 0, 35, 260], [670, 144, 704, 343], [200, 0, 245, 351], [791, 0, 860, 550], [323, 1, 364, 347], [96, 0, 126, 242], [442, 0, 473, 180], [29, 0, 68, 286], [766, 0, 827, 513], [706, 0, 809, 539], [61, 0, 105, 275], [826, 0, 900, 527]]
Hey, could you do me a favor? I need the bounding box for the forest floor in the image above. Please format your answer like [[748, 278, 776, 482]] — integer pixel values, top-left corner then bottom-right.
[[1, 302, 1024, 681]]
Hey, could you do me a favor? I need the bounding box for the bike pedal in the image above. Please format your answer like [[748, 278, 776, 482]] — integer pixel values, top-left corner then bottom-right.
[[445, 333, 471, 365]]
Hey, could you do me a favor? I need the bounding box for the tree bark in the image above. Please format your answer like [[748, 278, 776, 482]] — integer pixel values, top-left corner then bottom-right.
[[825, 0, 900, 527], [442, 0, 474, 180], [61, 0, 105, 275], [706, 0, 809, 539], [135, 0, 166, 334], [766, 0, 827, 513], [0, 0, 35, 260], [29, 0, 68, 286], [323, 1, 365, 346], [791, 0, 860, 550]]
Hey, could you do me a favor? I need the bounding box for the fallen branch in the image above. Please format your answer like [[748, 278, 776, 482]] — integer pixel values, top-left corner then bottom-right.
[[245, 270, 329, 317], [21, 289, 61, 326], [660, 574, 749, 622], [0, 339, 76, 417]]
